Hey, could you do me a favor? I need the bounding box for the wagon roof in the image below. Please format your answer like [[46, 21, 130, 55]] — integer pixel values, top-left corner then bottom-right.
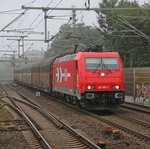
[[38, 56, 57, 67]]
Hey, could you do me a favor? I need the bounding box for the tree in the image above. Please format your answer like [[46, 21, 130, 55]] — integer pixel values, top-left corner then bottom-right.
[[46, 23, 103, 57], [97, 0, 150, 67]]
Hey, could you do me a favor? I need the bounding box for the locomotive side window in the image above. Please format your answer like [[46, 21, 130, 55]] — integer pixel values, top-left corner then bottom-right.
[[85, 58, 118, 70]]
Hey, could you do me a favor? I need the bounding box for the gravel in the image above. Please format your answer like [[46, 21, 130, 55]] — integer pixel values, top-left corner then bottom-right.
[[16, 85, 150, 149], [0, 131, 29, 149]]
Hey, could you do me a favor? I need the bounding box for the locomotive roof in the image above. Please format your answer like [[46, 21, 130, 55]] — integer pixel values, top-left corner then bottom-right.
[[54, 51, 120, 63], [76, 51, 119, 57]]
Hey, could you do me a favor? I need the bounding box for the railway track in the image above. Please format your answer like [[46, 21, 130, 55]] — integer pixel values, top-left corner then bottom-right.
[[78, 109, 150, 143], [98, 114, 150, 142], [1, 82, 150, 148], [1, 83, 101, 149], [116, 113, 150, 128], [121, 102, 150, 114]]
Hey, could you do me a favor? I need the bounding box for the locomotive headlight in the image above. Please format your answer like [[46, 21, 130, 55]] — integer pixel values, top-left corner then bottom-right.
[[100, 72, 105, 76], [87, 85, 94, 90], [115, 85, 120, 89], [113, 85, 120, 89]]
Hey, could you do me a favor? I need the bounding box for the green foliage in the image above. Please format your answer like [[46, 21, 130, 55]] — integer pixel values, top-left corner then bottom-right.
[[97, 0, 150, 67], [46, 23, 103, 57]]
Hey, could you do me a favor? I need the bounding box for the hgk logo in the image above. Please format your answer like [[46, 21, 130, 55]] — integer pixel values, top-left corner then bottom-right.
[[56, 67, 71, 83]]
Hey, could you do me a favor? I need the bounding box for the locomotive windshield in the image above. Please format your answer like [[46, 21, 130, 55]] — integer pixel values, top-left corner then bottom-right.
[[85, 57, 118, 70]]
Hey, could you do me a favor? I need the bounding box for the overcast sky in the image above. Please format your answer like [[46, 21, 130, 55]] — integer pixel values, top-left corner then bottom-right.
[[0, 0, 149, 56]]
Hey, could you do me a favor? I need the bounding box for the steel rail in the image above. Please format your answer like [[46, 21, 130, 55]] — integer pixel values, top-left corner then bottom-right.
[[9, 83, 150, 142], [1, 85, 52, 149], [6, 83, 101, 149], [116, 113, 150, 128], [11, 96, 101, 149], [121, 102, 150, 114]]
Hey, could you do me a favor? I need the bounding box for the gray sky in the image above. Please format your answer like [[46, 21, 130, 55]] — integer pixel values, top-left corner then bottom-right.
[[0, 0, 149, 56]]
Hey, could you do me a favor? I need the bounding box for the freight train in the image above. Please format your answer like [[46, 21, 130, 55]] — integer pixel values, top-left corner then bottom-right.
[[14, 48, 125, 110]]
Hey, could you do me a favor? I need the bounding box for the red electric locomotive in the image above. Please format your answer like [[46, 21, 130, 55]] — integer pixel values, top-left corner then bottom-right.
[[53, 51, 125, 110], [14, 48, 125, 111]]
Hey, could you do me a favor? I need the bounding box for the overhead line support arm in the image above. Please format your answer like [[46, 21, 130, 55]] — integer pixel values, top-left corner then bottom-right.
[[22, 6, 150, 11], [22, 6, 97, 11]]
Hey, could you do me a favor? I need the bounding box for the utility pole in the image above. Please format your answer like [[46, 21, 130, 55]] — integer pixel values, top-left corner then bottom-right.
[[47, 31, 50, 49], [17, 38, 23, 58], [7, 38, 45, 59], [7, 36, 26, 58], [72, 6, 76, 26], [71, 6, 79, 53], [0, 35, 27, 58], [44, 9, 49, 42]]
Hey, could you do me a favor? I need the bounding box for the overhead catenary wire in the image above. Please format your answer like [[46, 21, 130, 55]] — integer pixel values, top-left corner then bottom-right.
[[0, 12, 23, 15], [48, 16, 73, 42], [32, 0, 64, 30], [0, 0, 40, 55], [48, 0, 64, 15], [23, 0, 38, 7], [3, 1, 149, 54], [0, 9, 23, 14], [116, 16, 150, 40], [11, 0, 38, 33], [113, 24, 144, 38], [26, 0, 54, 30], [97, 6, 150, 41], [0, 40, 14, 50], [0, 0, 38, 33], [0, 10, 27, 32]]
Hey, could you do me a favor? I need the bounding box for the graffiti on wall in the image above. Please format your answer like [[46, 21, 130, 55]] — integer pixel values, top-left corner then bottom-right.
[[135, 83, 150, 105]]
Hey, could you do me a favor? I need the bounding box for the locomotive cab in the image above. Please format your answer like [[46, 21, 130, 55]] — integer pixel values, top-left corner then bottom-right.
[[77, 52, 125, 110]]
